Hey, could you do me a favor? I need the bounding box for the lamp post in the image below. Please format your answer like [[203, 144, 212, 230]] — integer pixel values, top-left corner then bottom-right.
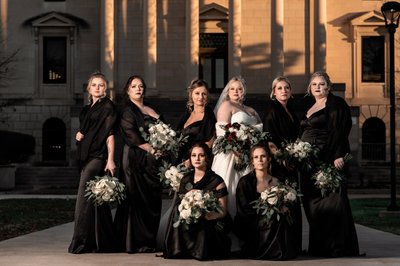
[[381, 1, 400, 211]]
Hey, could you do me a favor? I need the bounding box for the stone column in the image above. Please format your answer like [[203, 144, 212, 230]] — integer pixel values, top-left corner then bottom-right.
[[0, 0, 7, 42], [101, 0, 115, 99], [314, 0, 326, 71], [271, 0, 284, 77], [144, 0, 157, 95], [186, 0, 199, 86], [229, 0, 241, 78]]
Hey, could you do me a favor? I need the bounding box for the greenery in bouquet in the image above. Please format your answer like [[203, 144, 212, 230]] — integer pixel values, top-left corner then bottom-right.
[[311, 153, 352, 197], [275, 139, 319, 171], [85, 175, 126, 206], [252, 180, 299, 226], [140, 120, 188, 159], [213, 122, 270, 171], [173, 189, 222, 230], [158, 160, 191, 192]]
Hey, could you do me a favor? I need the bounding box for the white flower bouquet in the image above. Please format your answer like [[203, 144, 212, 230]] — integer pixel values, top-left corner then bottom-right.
[[173, 189, 222, 230], [140, 120, 188, 159], [213, 122, 270, 171], [85, 175, 126, 206], [275, 139, 319, 171], [158, 160, 190, 192], [312, 153, 352, 197], [252, 180, 298, 225]]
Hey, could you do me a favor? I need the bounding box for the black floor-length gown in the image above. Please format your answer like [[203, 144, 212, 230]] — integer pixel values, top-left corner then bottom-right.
[[163, 170, 232, 261], [300, 93, 359, 257], [114, 101, 162, 253], [234, 172, 298, 260], [68, 97, 117, 254], [262, 99, 302, 254], [156, 105, 216, 250]]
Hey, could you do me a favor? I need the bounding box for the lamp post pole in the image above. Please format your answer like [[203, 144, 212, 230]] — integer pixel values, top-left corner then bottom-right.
[[382, 1, 400, 211], [388, 24, 399, 211]]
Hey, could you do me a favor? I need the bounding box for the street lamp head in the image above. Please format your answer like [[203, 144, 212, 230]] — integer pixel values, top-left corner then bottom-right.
[[381, 1, 400, 29]]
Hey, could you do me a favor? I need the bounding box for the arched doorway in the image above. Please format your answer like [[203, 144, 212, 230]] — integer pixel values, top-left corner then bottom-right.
[[42, 117, 66, 162], [362, 117, 386, 160]]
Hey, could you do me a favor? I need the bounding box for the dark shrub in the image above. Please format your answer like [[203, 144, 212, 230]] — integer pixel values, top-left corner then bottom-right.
[[0, 130, 35, 164]]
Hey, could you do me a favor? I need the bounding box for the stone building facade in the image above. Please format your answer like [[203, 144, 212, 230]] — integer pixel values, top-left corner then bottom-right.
[[0, 0, 396, 168]]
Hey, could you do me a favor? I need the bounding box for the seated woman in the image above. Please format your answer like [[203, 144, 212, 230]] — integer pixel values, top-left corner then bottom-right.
[[163, 143, 231, 261], [234, 143, 298, 260]]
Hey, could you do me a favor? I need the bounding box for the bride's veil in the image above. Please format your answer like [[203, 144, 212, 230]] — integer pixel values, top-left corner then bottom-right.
[[213, 76, 247, 116]]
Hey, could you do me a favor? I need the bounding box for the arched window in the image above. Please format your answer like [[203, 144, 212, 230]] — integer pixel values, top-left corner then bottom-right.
[[361, 117, 386, 160], [42, 117, 66, 162]]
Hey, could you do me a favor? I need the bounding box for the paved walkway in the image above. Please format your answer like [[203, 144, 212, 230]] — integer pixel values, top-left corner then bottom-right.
[[0, 194, 399, 266]]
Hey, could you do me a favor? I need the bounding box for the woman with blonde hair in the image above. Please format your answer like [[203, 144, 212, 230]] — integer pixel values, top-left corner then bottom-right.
[[69, 72, 117, 253]]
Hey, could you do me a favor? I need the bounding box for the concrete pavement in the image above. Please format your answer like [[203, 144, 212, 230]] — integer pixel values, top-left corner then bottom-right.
[[0, 194, 399, 266]]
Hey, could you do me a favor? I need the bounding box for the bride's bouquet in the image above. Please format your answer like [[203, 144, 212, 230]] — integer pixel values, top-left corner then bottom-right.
[[213, 122, 270, 171], [274, 139, 319, 171], [173, 189, 222, 230], [311, 153, 352, 197], [140, 120, 188, 159], [252, 180, 298, 225], [85, 175, 126, 206], [158, 161, 190, 192]]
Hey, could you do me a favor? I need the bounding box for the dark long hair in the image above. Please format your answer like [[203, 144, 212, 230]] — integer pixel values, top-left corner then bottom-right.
[[188, 142, 213, 169], [123, 75, 147, 101]]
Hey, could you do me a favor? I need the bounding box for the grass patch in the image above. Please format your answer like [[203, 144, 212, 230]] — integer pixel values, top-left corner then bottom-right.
[[350, 198, 400, 235], [0, 198, 76, 241]]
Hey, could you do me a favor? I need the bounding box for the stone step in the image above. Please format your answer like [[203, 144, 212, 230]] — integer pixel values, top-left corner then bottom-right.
[[15, 166, 79, 188]]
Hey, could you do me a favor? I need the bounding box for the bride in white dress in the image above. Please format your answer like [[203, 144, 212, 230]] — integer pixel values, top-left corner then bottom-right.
[[212, 76, 262, 218]]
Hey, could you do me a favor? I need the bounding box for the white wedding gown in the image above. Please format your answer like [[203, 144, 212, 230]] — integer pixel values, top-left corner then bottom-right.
[[212, 111, 263, 218]]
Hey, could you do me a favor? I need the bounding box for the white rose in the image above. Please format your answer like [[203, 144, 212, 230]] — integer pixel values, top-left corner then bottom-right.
[[193, 191, 203, 201], [101, 192, 111, 201], [260, 191, 268, 201], [285, 191, 297, 202], [180, 209, 191, 220], [267, 195, 278, 205]]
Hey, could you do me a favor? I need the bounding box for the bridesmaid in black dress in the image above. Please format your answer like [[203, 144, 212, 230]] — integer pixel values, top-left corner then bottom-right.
[[163, 143, 231, 261], [234, 144, 298, 260], [262, 76, 302, 254], [156, 79, 216, 249], [69, 72, 117, 254], [300, 71, 359, 257], [114, 75, 163, 253], [175, 79, 216, 166]]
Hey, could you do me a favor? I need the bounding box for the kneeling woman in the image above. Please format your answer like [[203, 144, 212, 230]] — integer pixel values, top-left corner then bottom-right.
[[234, 144, 299, 260], [163, 142, 231, 260]]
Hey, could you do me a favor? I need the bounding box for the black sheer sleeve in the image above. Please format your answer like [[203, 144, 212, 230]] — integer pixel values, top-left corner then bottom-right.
[[197, 106, 217, 142], [77, 98, 116, 163], [176, 110, 190, 132], [325, 94, 352, 162], [262, 101, 283, 147], [215, 186, 228, 198], [119, 102, 146, 147], [262, 100, 300, 148]]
